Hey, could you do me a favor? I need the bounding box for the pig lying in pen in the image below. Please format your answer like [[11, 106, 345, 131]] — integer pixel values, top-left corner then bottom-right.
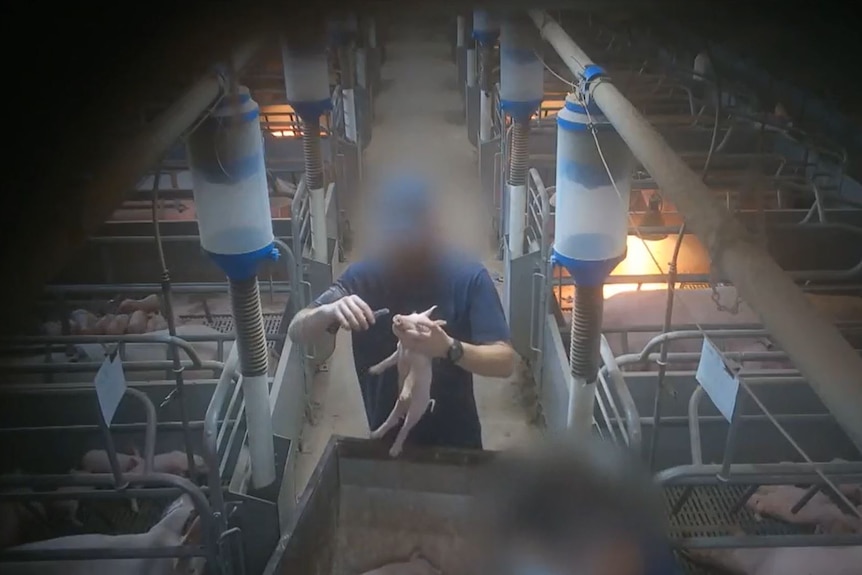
[[746, 485, 862, 534], [600, 287, 862, 370], [686, 540, 862, 575], [82, 448, 207, 478], [368, 306, 444, 457], [3, 493, 205, 575]]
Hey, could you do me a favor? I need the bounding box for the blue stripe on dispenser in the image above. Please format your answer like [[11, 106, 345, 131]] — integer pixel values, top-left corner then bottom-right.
[[501, 99, 542, 123], [207, 243, 280, 281], [564, 98, 604, 116], [563, 161, 614, 189], [216, 91, 252, 107], [290, 99, 333, 122], [558, 115, 615, 132], [551, 249, 626, 287], [203, 107, 260, 126], [194, 151, 263, 184], [473, 30, 499, 44]]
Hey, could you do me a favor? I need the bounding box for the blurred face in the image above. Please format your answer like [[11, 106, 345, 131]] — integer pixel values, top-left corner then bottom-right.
[[375, 216, 441, 279]]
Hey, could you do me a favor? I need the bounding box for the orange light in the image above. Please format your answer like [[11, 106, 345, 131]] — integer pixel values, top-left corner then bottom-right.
[[530, 99, 567, 120], [603, 283, 669, 299], [553, 235, 697, 305]]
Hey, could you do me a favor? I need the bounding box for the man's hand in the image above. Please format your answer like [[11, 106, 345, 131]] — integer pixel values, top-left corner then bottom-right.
[[323, 295, 376, 331], [395, 318, 454, 358]]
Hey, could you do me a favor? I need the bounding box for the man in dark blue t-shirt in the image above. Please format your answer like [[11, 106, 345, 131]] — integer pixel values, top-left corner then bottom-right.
[[287, 173, 514, 451]]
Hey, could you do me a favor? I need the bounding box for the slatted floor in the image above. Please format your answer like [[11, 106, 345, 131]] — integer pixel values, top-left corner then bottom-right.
[[179, 313, 285, 350], [76, 498, 167, 535], [664, 484, 814, 574]]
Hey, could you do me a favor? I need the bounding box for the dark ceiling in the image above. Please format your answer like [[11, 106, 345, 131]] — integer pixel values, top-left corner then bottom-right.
[[1, 0, 859, 326]]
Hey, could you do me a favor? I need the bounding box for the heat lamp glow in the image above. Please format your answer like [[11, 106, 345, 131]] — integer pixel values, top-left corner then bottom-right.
[[553, 235, 686, 304], [260, 104, 329, 138], [530, 99, 566, 120]]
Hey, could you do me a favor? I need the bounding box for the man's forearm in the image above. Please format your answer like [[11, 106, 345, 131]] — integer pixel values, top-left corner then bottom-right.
[[287, 306, 332, 343], [457, 341, 515, 379]]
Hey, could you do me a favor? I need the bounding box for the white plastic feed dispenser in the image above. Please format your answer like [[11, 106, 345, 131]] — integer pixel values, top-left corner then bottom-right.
[[282, 49, 331, 115], [499, 20, 543, 122], [553, 92, 634, 286], [187, 86, 274, 261], [472, 9, 499, 43]]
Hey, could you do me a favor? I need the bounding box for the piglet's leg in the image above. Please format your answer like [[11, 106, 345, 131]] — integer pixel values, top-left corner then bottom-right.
[[370, 397, 408, 440], [369, 349, 399, 375], [389, 397, 432, 458]]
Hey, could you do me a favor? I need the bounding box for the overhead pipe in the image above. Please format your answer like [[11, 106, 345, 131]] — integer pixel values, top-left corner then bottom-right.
[[529, 10, 862, 452]]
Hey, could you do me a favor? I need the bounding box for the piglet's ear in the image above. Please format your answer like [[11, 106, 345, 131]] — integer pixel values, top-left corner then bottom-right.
[[420, 305, 437, 317]]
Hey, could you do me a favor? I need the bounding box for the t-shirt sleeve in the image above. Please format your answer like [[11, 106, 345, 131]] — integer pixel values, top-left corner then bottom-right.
[[310, 264, 362, 308], [468, 267, 511, 344]]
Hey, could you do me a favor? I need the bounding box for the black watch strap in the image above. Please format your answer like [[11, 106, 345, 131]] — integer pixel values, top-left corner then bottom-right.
[[447, 339, 464, 364]]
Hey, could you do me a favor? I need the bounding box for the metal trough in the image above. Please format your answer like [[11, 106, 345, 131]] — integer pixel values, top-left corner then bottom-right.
[[263, 437, 494, 575]]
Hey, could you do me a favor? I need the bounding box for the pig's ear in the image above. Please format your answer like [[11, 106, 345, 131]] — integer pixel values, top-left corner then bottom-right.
[[420, 305, 437, 317], [433, 320, 447, 327]]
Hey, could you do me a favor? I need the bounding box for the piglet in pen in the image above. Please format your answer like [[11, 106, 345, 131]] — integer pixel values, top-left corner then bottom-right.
[[745, 485, 862, 534], [117, 294, 162, 315], [368, 306, 445, 457], [687, 541, 862, 575], [81, 449, 143, 474], [3, 493, 205, 575], [128, 451, 208, 479]]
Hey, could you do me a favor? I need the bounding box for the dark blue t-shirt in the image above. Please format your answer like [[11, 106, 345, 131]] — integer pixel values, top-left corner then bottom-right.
[[311, 253, 510, 450]]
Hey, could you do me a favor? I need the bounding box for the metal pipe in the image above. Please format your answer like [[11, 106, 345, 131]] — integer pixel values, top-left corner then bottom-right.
[[1, 333, 205, 366], [8, 39, 262, 321], [567, 285, 603, 434], [204, 345, 240, 553], [42, 282, 292, 294], [301, 119, 328, 264], [228, 277, 276, 489], [530, 10, 862, 451], [657, 461, 862, 484], [3, 359, 224, 374], [479, 42, 495, 142], [149, 167, 197, 480], [508, 121, 529, 257], [599, 335, 641, 448]]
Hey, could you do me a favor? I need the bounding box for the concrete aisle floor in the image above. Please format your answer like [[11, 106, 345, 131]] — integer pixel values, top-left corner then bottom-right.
[[292, 24, 541, 494]]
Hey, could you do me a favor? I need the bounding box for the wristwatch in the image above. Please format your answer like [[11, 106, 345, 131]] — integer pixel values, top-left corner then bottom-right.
[[446, 338, 464, 364]]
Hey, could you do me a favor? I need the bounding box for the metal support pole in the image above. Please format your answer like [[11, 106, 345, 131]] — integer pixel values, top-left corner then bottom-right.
[[228, 277, 276, 489], [529, 10, 862, 451], [508, 121, 529, 257], [339, 46, 358, 144], [567, 285, 603, 435], [302, 118, 328, 264], [479, 43, 494, 142]]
